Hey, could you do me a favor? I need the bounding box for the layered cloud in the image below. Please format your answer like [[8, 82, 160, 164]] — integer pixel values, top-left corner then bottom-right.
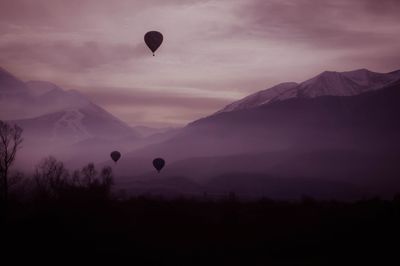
[[0, 0, 399, 126]]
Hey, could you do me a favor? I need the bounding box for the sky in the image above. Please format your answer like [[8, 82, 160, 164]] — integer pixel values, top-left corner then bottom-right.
[[0, 0, 399, 127]]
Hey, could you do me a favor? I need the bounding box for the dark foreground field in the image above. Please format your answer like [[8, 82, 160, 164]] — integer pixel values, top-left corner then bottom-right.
[[2, 194, 400, 265]]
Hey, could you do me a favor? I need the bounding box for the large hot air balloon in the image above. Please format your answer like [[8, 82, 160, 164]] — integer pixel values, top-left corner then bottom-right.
[[110, 151, 121, 163], [144, 31, 163, 56], [152, 158, 165, 173]]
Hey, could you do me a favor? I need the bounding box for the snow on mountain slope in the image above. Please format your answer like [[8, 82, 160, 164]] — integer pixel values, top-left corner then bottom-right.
[[15, 109, 91, 143], [289, 69, 400, 98], [15, 103, 134, 144], [0, 66, 135, 142], [11, 86, 135, 143], [218, 69, 400, 114], [217, 82, 298, 113]]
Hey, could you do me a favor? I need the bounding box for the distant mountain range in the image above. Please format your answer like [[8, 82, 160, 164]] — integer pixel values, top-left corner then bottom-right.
[[218, 69, 400, 113], [2, 66, 400, 198], [116, 68, 400, 197], [0, 66, 180, 170], [120, 69, 400, 161]]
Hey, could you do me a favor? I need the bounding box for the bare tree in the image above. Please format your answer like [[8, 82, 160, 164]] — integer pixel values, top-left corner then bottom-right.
[[34, 156, 69, 198], [32, 159, 114, 200], [72, 163, 114, 198], [100, 166, 113, 187], [100, 166, 114, 196], [81, 163, 98, 187], [0, 120, 23, 203]]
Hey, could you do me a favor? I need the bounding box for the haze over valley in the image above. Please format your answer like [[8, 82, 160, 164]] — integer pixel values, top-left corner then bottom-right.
[[2, 66, 400, 199]]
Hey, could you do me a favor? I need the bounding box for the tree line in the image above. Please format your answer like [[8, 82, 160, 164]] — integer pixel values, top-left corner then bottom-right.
[[0, 120, 114, 205]]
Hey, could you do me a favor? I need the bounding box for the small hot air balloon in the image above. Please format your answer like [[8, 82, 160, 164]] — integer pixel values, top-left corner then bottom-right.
[[144, 31, 163, 56], [152, 158, 165, 173], [110, 151, 121, 163]]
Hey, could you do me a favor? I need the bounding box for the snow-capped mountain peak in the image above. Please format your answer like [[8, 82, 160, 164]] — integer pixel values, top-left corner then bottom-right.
[[0, 66, 135, 143], [217, 82, 298, 113], [217, 68, 400, 114]]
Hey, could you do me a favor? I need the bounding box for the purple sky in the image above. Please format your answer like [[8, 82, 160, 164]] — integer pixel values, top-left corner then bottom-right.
[[1, 0, 399, 127]]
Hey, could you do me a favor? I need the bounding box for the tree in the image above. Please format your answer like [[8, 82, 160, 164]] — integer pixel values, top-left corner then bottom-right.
[[100, 166, 114, 196], [33, 160, 114, 200], [81, 163, 98, 187], [34, 156, 69, 198], [73, 163, 114, 197], [0, 120, 23, 203]]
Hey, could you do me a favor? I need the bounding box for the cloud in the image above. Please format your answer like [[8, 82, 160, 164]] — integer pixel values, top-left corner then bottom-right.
[[83, 87, 232, 127], [0, 0, 211, 27], [0, 41, 146, 71], [237, 0, 400, 48], [88, 88, 229, 109], [0, 0, 399, 127]]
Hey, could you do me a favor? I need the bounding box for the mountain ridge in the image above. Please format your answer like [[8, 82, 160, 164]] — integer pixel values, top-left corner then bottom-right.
[[217, 68, 400, 114], [120, 77, 400, 175], [0, 66, 136, 143]]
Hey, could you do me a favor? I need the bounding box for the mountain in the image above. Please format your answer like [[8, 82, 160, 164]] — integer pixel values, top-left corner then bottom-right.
[[117, 74, 400, 197], [218, 69, 400, 113], [0, 67, 134, 142], [0, 67, 31, 98], [187, 77, 400, 156], [125, 77, 400, 162], [3, 66, 400, 198], [0, 67, 138, 170], [0, 67, 34, 119], [217, 82, 298, 113], [14, 103, 134, 144]]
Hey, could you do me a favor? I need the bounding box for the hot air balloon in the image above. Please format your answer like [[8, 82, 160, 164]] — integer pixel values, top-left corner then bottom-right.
[[110, 151, 121, 163], [152, 158, 165, 173], [144, 31, 163, 56]]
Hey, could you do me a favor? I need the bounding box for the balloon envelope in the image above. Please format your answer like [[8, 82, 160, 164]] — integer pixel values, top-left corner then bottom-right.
[[144, 31, 163, 55], [110, 151, 121, 163], [152, 158, 165, 173]]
